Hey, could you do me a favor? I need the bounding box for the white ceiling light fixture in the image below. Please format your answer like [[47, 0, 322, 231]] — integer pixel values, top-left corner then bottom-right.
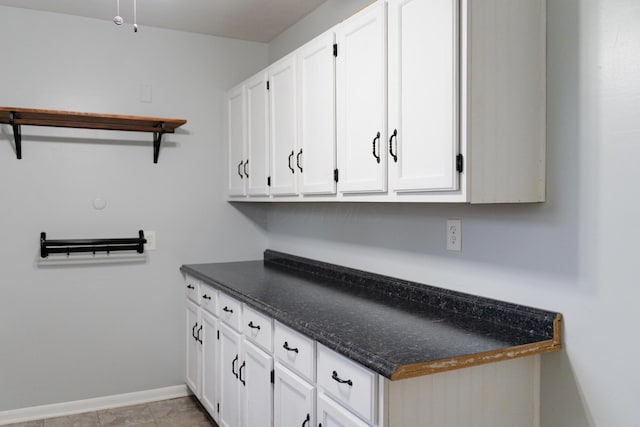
[[113, 0, 138, 32]]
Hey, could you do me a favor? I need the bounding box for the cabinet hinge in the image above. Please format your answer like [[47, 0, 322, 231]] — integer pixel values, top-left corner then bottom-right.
[[334, 168, 339, 182], [271, 369, 275, 384], [456, 154, 464, 173], [217, 330, 220, 340], [267, 176, 271, 187], [333, 43, 338, 57], [266, 80, 270, 90]]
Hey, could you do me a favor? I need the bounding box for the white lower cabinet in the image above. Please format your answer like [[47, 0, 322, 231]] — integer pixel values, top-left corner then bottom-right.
[[274, 363, 315, 427], [185, 300, 201, 396], [219, 322, 242, 427], [241, 340, 273, 427], [318, 393, 371, 427], [185, 276, 541, 427], [201, 311, 219, 418]]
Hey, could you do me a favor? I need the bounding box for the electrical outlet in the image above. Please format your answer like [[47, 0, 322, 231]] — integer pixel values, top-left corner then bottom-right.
[[144, 230, 156, 251], [447, 219, 461, 251]]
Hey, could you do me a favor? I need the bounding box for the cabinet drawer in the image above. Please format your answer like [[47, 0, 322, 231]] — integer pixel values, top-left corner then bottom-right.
[[274, 321, 315, 382], [200, 284, 218, 316], [242, 305, 273, 353], [185, 276, 200, 304], [317, 344, 377, 424], [218, 292, 242, 332]]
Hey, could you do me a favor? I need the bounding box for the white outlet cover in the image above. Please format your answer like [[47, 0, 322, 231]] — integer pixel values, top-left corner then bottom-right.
[[447, 219, 461, 252], [144, 230, 156, 250]]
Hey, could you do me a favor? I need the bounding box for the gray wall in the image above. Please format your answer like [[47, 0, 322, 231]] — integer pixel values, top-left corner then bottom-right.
[[0, 7, 268, 411], [267, 0, 639, 426], [269, 0, 373, 63]]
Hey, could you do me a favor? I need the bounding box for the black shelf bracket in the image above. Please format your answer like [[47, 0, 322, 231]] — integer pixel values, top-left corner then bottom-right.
[[40, 230, 147, 258], [9, 112, 22, 160], [153, 122, 166, 164]]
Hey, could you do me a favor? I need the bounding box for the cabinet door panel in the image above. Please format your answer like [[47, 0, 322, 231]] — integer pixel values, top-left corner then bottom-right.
[[274, 363, 315, 427], [388, 0, 459, 192], [298, 32, 337, 195], [185, 301, 201, 396], [242, 341, 273, 427], [246, 72, 270, 196], [228, 85, 246, 196], [317, 393, 370, 427], [219, 323, 242, 427], [337, 1, 387, 194], [269, 55, 298, 196], [201, 311, 218, 422]]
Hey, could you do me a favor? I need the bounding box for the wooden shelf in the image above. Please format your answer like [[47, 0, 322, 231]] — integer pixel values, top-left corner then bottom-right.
[[0, 106, 187, 163]]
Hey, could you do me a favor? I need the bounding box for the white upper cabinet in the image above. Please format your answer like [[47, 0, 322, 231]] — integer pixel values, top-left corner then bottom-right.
[[227, 0, 546, 203], [227, 84, 246, 197], [245, 72, 270, 196], [269, 54, 299, 196], [336, 1, 388, 194], [297, 31, 338, 195], [388, 0, 459, 193]]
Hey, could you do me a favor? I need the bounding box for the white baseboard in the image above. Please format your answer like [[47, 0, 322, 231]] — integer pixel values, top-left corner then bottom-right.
[[0, 384, 191, 425]]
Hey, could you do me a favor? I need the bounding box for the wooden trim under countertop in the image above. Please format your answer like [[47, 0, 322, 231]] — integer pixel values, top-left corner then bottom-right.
[[390, 313, 563, 380]]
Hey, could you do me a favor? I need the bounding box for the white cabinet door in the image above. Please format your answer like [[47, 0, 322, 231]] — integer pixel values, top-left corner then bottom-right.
[[274, 363, 315, 427], [317, 393, 370, 427], [336, 1, 387, 194], [185, 300, 201, 396], [269, 55, 298, 196], [201, 311, 219, 422], [241, 341, 273, 427], [219, 323, 242, 427], [298, 31, 337, 195], [246, 72, 270, 196], [388, 0, 459, 192], [228, 84, 247, 196]]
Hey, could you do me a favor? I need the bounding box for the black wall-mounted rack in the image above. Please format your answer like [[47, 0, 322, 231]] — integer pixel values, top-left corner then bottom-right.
[[0, 107, 187, 163], [40, 230, 147, 258]]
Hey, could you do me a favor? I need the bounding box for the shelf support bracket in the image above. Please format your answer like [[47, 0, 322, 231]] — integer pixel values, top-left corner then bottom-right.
[[9, 112, 22, 159], [153, 122, 166, 164]]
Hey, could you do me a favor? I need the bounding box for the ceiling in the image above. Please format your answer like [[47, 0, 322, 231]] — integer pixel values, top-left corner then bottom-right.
[[0, 0, 328, 42]]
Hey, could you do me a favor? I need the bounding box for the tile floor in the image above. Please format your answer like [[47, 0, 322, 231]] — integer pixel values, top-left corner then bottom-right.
[[2, 396, 218, 427]]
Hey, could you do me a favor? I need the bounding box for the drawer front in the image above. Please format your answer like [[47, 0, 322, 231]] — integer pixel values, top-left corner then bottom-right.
[[200, 284, 218, 316], [218, 292, 242, 332], [185, 276, 200, 304], [242, 305, 273, 353], [274, 321, 315, 382], [317, 344, 377, 424]]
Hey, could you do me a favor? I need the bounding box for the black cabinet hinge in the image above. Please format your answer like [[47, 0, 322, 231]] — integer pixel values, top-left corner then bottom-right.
[[456, 154, 464, 173], [266, 80, 270, 90], [333, 43, 338, 57], [334, 169, 339, 182], [267, 176, 271, 187], [217, 330, 220, 340], [271, 369, 275, 384]]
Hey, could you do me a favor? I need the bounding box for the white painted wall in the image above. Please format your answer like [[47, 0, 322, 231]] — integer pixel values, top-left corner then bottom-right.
[[266, 0, 640, 426], [269, 0, 373, 63], [0, 7, 268, 412]]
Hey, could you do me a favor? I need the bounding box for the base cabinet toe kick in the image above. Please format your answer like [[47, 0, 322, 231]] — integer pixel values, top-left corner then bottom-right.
[[181, 252, 561, 427]]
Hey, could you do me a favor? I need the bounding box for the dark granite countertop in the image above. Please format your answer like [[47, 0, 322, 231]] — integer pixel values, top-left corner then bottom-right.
[[181, 250, 561, 380]]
